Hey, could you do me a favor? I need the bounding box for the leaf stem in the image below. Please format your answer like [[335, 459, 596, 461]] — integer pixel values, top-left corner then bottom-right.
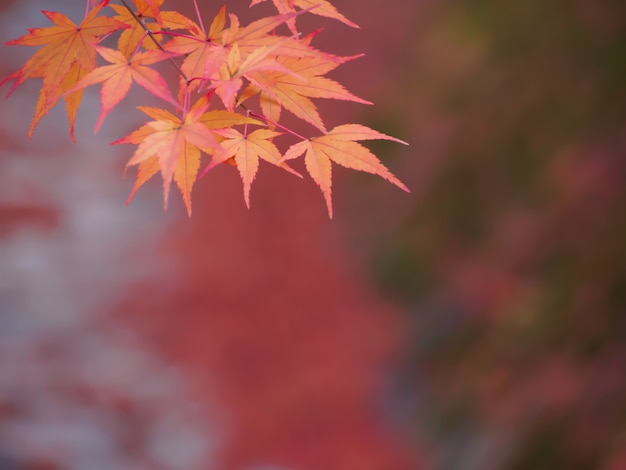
[[192, 0, 206, 36], [130, 30, 148, 60], [247, 110, 308, 141]]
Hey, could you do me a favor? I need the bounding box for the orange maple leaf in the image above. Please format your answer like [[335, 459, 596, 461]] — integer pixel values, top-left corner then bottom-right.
[[230, 8, 333, 64], [117, 96, 259, 215], [2, 2, 410, 218], [109, 0, 165, 57], [162, 6, 230, 97], [203, 128, 302, 208], [109, 0, 189, 57], [281, 124, 409, 217], [0, 4, 125, 141], [68, 45, 178, 131], [163, 7, 308, 98], [250, 0, 358, 34], [211, 40, 304, 111], [116, 99, 224, 211], [246, 55, 370, 132], [28, 61, 90, 142]]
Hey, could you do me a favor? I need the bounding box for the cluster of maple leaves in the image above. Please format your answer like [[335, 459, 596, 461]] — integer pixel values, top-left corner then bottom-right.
[[1, 0, 408, 216]]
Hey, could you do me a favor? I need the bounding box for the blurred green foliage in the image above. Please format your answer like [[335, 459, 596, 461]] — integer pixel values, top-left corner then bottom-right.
[[373, 0, 626, 468]]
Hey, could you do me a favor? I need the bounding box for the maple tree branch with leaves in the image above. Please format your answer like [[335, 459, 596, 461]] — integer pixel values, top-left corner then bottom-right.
[[1, 0, 409, 217]]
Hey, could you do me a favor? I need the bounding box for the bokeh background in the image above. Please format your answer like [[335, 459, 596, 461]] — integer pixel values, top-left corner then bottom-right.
[[1, 0, 625, 469]]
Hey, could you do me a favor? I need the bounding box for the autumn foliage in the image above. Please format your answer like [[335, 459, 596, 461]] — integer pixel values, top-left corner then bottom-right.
[[1, 0, 408, 216]]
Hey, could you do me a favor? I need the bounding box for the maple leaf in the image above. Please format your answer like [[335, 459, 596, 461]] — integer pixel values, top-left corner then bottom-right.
[[28, 61, 89, 141], [250, 0, 358, 34], [0, 4, 125, 141], [281, 124, 409, 218], [118, 96, 259, 215], [164, 7, 300, 87], [246, 55, 370, 132], [228, 9, 302, 46], [2, 1, 409, 219], [109, 0, 164, 57], [162, 7, 229, 97], [229, 7, 335, 64], [203, 128, 302, 208], [109, 0, 189, 57], [68, 45, 178, 131], [210, 40, 304, 111], [117, 100, 223, 211]]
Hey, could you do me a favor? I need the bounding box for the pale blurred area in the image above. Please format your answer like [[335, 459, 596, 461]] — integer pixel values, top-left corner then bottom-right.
[[0, 2, 215, 468], [1, 0, 625, 469]]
